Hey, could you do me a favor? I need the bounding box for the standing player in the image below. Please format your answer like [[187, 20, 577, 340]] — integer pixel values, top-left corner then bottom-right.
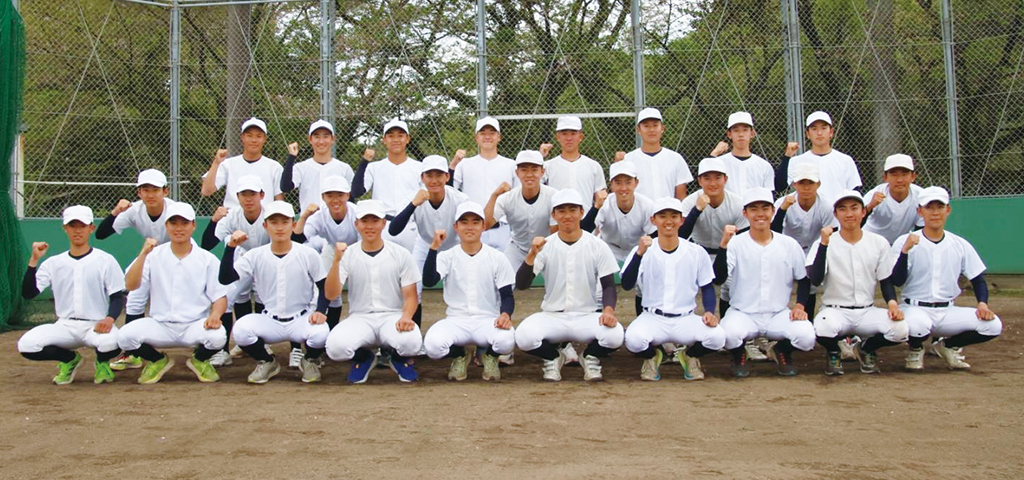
[[18, 206, 125, 385], [891, 186, 1001, 370], [219, 201, 338, 384], [280, 119, 355, 212], [449, 117, 518, 250], [711, 112, 775, 194], [862, 154, 924, 244], [422, 202, 516, 381], [484, 150, 558, 270], [201, 117, 284, 210], [539, 116, 606, 204], [350, 118, 422, 252], [780, 111, 862, 203], [617, 108, 693, 201], [116, 203, 229, 384], [807, 191, 907, 375], [715, 188, 815, 377], [620, 198, 724, 381], [324, 200, 423, 384], [513, 190, 623, 382]]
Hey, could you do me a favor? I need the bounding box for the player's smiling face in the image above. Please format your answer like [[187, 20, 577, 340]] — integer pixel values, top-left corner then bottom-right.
[[552, 204, 583, 232], [475, 126, 500, 149], [356, 216, 385, 241], [263, 215, 294, 242], [883, 168, 916, 195], [241, 128, 267, 157], [454, 214, 484, 243], [698, 171, 727, 196], [652, 210, 682, 235], [611, 175, 637, 198], [637, 119, 664, 144], [237, 190, 264, 216], [834, 199, 865, 230], [63, 220, 95, 247], [793, 179, 820, 200], [322, 191, 349, 217], [421, 170, 449, 193], [805, 121, 833, 149], [743, 202, 774, 230], [383, 128, 410, 155], [309, 129, 334, 156], [918, 201, 951, 229], [516, 164, 543, 188], [555, 129, 583, 154], [165, 217, 195, 243], [137, 185, 167, 208]]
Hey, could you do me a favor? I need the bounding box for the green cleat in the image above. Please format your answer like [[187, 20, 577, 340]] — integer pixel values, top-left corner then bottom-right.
[[640, 348, 663, 381], [138, 356, 175, 384], [448, 355, 470, 381], [94, 360, 115, 384], [110, 354, 143, 371], [481, 353, 501, 381], [53, 353, 83, 385], [186, 356, 220, 383]]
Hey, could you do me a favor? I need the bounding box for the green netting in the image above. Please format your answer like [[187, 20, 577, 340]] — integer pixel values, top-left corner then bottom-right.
[[1, 0, 25, 329]]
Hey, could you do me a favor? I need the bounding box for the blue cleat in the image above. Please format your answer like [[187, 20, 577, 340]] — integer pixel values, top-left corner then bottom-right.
[[389, 356, 418, 383]]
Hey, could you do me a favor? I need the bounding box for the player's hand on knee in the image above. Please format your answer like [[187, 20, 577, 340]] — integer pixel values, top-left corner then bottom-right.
[[785, 142, 799, 157], [228, 230, 249, 248], [820, 226, 833, 246], [901, 233, 919, 253], [720, 225, 737, 248], [594, 190, 608, 209], [362, 148, 376, 161], [887, 300, 904, 321], [790, 305, 808, 321], [412, 189, 430, 206], [396, 317, 415, 332], [495, 313, 512, 330], [139, 238, 158, 256], [309, 312, 327, 325], [637, 235, 653, 256], [976, 302, 996, 320], [614, 151, 626, 162], [696, 194, 711, 211], [204, 315, 222, 330], [430, 230, 447, 250], [112, 199, 131, 216], [710, 141, 729, 157], [599, 308, 618, 328], [538, 143, 554, 157], [702, 311, 719, 327], [95, 317, 115, 334], [212, 206, 229, 222], [30, 242, 49, 264]]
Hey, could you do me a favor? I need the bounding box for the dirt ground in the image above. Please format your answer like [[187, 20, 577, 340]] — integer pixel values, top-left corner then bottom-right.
[[2, 288, 1023, 479]]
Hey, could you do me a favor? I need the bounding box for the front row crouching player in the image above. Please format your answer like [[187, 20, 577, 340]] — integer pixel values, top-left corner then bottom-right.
[[807, 190, 907, 375], [219, 201, 341, 384], [325, 200, 423, 384], [891, 186, 1001, 371], [621, 198, 725, 381], [422, 202, 516, 381], [715, 188, 815, 377], [19, 206, 125, 385], [117, 203, 229, 384]]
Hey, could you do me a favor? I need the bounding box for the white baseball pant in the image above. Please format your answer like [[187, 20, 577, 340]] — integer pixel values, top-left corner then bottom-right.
[[117, 318, 226, 352], [515, 311, 624, 352], [624, 312, 727, 354], [503, 244, 528, 272], [125, 288, 148, 316], [813, 307, 909, 343], [384, 220, 418, 253], [904, 305, 1002, 339], [482, 223, 510, 252], [423, 315, 516, 359], [18, 319, 120, 354], [720, 309, 816, 351], [232, 312, 329, 348], [325, 311, 423, 361]]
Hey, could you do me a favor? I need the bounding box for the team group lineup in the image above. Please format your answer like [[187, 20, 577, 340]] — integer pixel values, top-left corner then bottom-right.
[[17, 107, 1003, 385]]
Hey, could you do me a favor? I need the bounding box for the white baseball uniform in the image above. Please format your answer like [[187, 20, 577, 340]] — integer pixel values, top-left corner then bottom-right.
[[719, 232, 815, 351], [117, 240, 228, 352], [773, 194, 839, 252], [302, 206, 359, 247], [291, 158, 355, 210], [325, 241, 423, 361], [543, 154, 606, 203], [205, 155, 283, 210], [623, 148, 693, 200], [593, 193, 657, 263], [453, 154, 518, 251], [363, 158, 422, 251], [719, 153, 774, 194], [514, 232, 624, 353], [406, 187, 471, 284], [214, 207, 270, 307], [111, 198, 177, 317], [863, 183, 925, 244], [680, 189, 749, 251], [18, 248, 125, 355], [423, 244, 517, 359], [492, 185, 558, 269], [786, 150, 862, 204]]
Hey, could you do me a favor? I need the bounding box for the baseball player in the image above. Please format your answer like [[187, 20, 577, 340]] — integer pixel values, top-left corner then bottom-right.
[[890, 186, 1001, 370], [620, 197, 724, 381], [680, 157, 750, 252], [350, 118, 422, 253], [18, 206, 125, 385], [807, 190, 907, 375], [484, 150, 558, 270], [581, 161, 656, 263], [218, 201, 339, 384], [514, 189, 623, 382], [538, 116, 606, 204], [616, 107, 693, 201], [715, 188, 815, 377], [449, 116, 518, 250], [200, 117, 284, 210], [705, 112, 775, 194], [116, 203, 229, 384], [324, 200, 423, 384], [780, 111, 862, 203], [94, 168, 176, 370], [862, 154, 924, 244], [280, 119, 355, 212], [421, 202, 516, 381]]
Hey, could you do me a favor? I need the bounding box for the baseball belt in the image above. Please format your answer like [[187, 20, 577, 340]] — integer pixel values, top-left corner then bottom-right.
[[904, 299, 951, 308], [267, 309, 308, 322]]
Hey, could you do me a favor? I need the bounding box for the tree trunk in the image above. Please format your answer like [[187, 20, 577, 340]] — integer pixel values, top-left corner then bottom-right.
[[225, 3, 251, 155]]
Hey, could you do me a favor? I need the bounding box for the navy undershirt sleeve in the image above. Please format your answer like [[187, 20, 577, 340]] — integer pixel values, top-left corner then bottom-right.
[[422, 249, 441, 287], [807, 245, 827, 286], [107, 290, 125, 319], [700, 282, 716, 315], [620, 253, 641, 290], [219, 246, 240, 284], [281, 154, 297, 192], [498, 285, 514, 316], [96, 215, 117, 240], [970, 274, 990, 303], [22, 266, 39, 299], [389, 202, 417, 236]]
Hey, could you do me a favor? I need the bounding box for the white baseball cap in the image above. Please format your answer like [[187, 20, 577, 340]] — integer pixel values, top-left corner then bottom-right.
[[241, 117, 267, 133], [883, 153, 915, 172], [320, 175, 351, 194], [308, 119, 335, 136], [652, 197, 684, 215], [742, 187, 774, 208], [791, 162, 821, 183], [832, 190, 864, 208], [455, 201, 485, 221], [551, 189, 584, 210], [515, 150, 545, 167], [165, 202, 196, 222], [420, 155, 450, 174], [727, 111, 754, 129], [62, 205, 94, 225], [264, 200, 295, 220], [383, 118, 409, 135], [609, 161, 638, 180], [555, 116, 583, 131], [475, 116, 500, 133], [235, 175, 264, 193], [697, 157, 728, 176], [136, 169, 167, 188], [636, 107, 663, 125], [805, 111, 833, 127], [354, 199, 387, 219], [918, 186, 950, 207]]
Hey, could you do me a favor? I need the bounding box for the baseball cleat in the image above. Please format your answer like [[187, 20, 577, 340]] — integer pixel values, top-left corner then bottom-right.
[[904, 348, 925, 371], [773, 348, 798, 376], [730, 348, 751, 378], [300, 357, 321, 383], [498, 352, 515, 366], [288, 348, 303, 369], [481, 353, 501, 381], [745, 341, 768, 362], [209, 350, 232, 367], [677, 347, 705, 380], [389, 356, 418, 383], [186, 356, 220, 383], [447, 355, 470, 381], [581, 355, 603, 381], [854, 343, 880, 374], [541, 350, 566, 382], [138, 356, 175, 384], [932, 341, 970, 370], [561, 343, 580, 366], [93, 360, 115, 384], [838, 337, 858, 361], [52, 353, 83, 385], [109, 353, 143, 371], [824, 353, 844, 376], [640, 348, 663, 381], [247, 360, 280, 384], [229, 345, 245, 358], [347, 356, 376, 384]]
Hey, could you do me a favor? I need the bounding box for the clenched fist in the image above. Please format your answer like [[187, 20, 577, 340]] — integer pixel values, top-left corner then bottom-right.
[[637, 235, 653, 256], [593, 190, 609, 209], [781, 194, 796, 210], [710, 141, 729, 157], [785, 142, 799, 157], [614, 151, 626, 163], [302, 203, 320, 218], [362, 148, 375, 161], [334, 242, 348, 259], [493, 182, 512, 197], [412, 189, 430, 207], [139, 237, 158, 256], [287, 142, 299, 156], [696, 193, 712, 211], [214, 148, 229, 164], [430, 229, 447, 250], [29, 242, 49, 265], [529, 236, 546, 255], [820, 226, 834, 246], [228, 230, 249, 248], [111, 199, 131, 216], [720, 224, 737, 248], [538, 143, 554, 157], [212, 206, 229, 222], [901, 233, 919, 253]]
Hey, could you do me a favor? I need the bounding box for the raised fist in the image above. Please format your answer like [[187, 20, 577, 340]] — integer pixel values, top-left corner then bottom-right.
[[594, 190, 609, 209], [493, 182, 512, 196], [302, 203, 320, 218], [902, 233, 920, 253], [452, 149, 467, 162], [614, 151, 626, 163], [430, 229, 447, 250], [140, 237, 158, 255], [785, 142, 799, 157], [868, 191, 886, 210], [334, 242, 348, 259], [362, 148, 375, 161], [710, 141, 729, 157], [212, 206, 229, 222], [538, 143, 554, 157], [30, 242, 49, 263], [781, 194, 796, 210], [696, 193, 711, 211], [529, 236, 546, 255], [720, 225, 737, 248], [820, 226, 834, 246], [228, 230, 249, 248], [214, 148, 229, 164], [111, 199, 131, 216], [637, 235, 653, 256], [287, 142, 299, 156]]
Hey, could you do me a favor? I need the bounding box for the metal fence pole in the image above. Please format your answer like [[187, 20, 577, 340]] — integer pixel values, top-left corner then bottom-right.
[[781, 0, 804, 152], [940, 0, 961, 197], [169, 0, 181, 201], [476, 0, 487, 117], [320, 0, 334, 156], [631, 0, 644, 147]]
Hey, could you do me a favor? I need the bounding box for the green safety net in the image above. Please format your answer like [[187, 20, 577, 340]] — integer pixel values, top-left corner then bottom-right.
[[1, 0, 25, 329]]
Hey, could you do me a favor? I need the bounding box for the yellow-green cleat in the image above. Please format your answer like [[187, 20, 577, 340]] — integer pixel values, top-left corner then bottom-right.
[[186, 356, 219, 383], [110, 354, 143, 371], [137, 356, 175, 384], [53, 353, 83, 385], [94, 360, 115, 384]]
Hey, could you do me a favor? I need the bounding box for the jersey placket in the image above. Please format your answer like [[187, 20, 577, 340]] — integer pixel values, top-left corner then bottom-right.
[[275, 254, 288, 316], [369, 254, 383, 312], [758, 243, 772, 314], [660, 251, 679, 313], [930, 243, 943, 300], [72, 257, 85, 318], [464, 254, 479, 315], [171, 257, 186, 322], [564, 242, 577, 311]]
